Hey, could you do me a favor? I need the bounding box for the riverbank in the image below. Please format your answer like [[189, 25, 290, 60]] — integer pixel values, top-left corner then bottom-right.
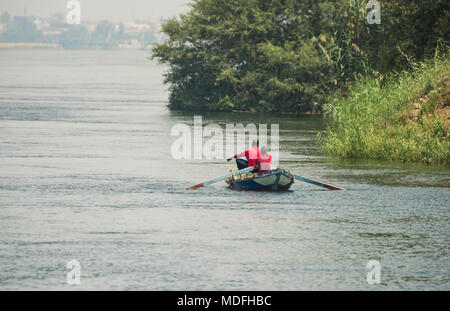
[[320, 57, 450, 165], [0, 42, 156, 51], [0, 42, 60, 49]]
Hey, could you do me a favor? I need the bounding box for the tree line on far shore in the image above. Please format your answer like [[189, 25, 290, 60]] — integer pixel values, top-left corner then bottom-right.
[[0, 11, 159, 49]]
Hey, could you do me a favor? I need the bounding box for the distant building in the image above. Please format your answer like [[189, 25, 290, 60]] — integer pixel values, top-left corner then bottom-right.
[[118, 38, 142, 50], [0, 12, 166, 49], [122, 22, 152, 35], [33, 18, 50, 30]]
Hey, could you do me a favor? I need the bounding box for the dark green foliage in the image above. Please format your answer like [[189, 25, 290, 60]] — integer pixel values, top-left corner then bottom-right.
[[376, 1, 450, 72], [152, 0, 449, 112]]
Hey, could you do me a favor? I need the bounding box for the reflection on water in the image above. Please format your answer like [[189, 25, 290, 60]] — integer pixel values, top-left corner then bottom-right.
[[0, 50, 448, 290]]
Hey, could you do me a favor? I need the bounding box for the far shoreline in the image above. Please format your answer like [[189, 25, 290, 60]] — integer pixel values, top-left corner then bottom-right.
[[0, 42, 154, 51], [0, 42, 61, 49]]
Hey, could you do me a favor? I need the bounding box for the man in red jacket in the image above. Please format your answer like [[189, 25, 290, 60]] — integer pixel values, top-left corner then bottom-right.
[[227, 139, 260, 170], [257, 146, 272, 172]]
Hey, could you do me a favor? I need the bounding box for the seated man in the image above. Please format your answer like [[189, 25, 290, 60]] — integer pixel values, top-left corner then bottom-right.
[[257, 146, 272, 173], [227, 139, 260, 170]]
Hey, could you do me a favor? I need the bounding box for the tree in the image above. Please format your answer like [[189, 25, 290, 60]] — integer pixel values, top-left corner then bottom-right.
[[59, 25, 90, 49], [374, 0, 450, 71], [91, 20, 116, 49], [0, 11, 11, 24], [152, 0, 450, 112], [2, 16, 42, 42]]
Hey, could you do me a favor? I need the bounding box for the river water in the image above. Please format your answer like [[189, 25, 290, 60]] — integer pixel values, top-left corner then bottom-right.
[[0, 49, 448, 290]]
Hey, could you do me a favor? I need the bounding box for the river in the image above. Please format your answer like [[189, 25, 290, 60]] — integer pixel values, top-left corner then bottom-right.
[[0, 49, 448, 290]]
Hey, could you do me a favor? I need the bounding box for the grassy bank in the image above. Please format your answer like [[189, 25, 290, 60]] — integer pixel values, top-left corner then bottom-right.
[[320, 57, 450, 164]]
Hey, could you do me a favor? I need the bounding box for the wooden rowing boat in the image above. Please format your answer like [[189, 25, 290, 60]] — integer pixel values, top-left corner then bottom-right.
[[187, 166, 342, 191], [225, 168, 294, 191]]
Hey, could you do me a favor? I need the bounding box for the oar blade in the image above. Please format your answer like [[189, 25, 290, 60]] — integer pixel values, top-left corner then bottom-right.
[[323, 184, 343, 191], [186, 183, 204, 190], [292, 173, 343, 191], [187, 166, 254, 190]]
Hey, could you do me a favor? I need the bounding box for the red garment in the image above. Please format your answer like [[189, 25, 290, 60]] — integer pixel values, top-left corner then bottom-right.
[[257, 154, 272, 172], [234, 146, 260, 167]]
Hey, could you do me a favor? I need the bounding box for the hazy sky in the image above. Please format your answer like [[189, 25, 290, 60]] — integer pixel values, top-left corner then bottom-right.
[[0, 0, 192, 22]]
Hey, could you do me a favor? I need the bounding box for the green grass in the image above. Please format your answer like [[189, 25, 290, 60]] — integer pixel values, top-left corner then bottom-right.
[[319, 57, 450, 164]]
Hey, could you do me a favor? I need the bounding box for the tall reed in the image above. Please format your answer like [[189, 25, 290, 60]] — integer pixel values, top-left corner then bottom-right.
[[319, 57, 450, 164]]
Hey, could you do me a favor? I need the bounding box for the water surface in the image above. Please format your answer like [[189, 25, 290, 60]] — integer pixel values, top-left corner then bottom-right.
[[0, 50, 448, 290]]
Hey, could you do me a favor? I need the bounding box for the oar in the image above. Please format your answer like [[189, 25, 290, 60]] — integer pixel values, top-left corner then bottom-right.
[[187, 166, 254, 190], [292, 173, 343, 191]]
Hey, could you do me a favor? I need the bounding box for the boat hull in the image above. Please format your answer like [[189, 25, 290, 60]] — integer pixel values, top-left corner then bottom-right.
[[227, 169, 294, 191]]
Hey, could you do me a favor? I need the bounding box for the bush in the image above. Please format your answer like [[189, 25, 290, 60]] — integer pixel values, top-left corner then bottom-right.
[[320, 57, 450, 164]]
